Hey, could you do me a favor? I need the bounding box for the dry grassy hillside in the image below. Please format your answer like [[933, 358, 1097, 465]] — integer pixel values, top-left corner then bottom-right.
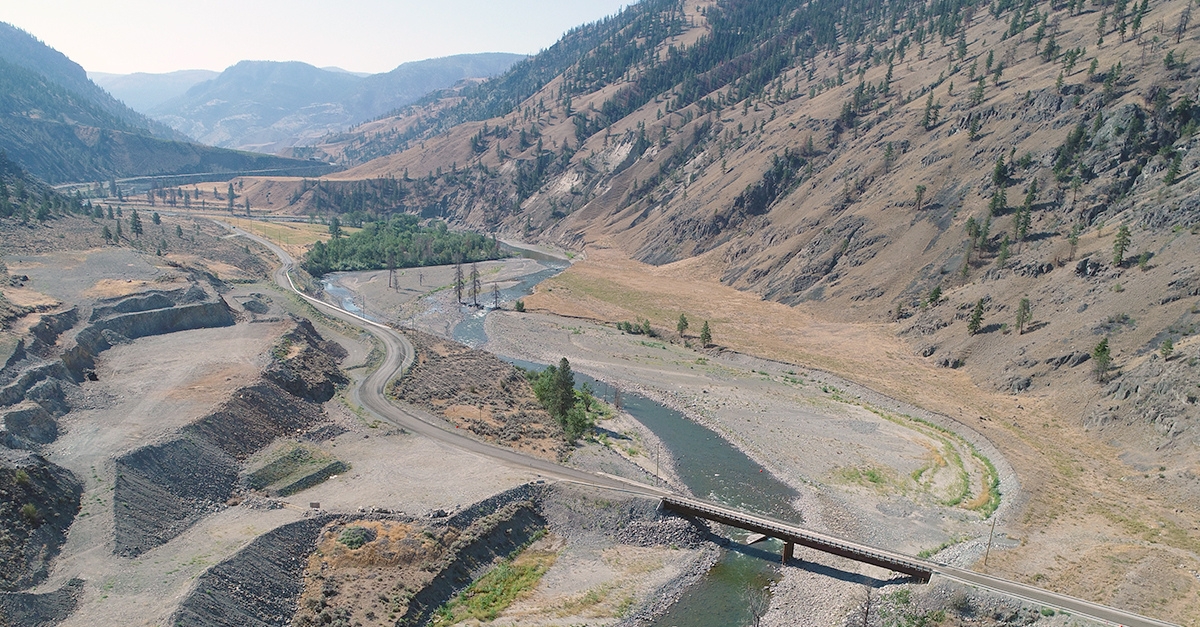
[[238, 0, 1200, 453]]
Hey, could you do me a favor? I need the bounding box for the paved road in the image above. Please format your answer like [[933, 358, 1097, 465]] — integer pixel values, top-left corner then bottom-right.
[[223, 221, 1180, 627]]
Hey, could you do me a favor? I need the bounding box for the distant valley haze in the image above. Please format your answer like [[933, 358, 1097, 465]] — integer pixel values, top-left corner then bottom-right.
[[4, 0, 632, 75], [5, 1, 631, 155]]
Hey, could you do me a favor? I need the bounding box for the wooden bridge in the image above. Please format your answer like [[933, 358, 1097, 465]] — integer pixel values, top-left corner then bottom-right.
[[663, 495, 935, 583]]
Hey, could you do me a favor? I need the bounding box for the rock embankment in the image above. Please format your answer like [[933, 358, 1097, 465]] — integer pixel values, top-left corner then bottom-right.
[[0, 450, 82, 592], [173, 483, 707, 627], [0, 577, 84, 627], [61, 286, 235, 380], [263, 318, 348, 403]]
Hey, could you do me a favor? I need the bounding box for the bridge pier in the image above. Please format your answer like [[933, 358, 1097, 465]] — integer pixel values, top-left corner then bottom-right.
[[782, 541, 794, 564]]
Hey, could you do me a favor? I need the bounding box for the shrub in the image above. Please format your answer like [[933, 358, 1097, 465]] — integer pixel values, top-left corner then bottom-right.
[[338, 526, 374, 549]]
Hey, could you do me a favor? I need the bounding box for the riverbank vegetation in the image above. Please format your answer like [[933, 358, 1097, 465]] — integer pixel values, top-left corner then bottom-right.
[[527, 357, 610, 442], [301, 214, 503, 275]]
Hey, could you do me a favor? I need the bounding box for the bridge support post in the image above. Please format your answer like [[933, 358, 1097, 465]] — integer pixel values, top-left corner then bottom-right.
[[782, 541, 794, 565]]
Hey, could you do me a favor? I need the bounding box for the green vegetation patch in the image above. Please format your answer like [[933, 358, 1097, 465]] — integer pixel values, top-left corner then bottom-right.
[[433, 531, 556, 626], [526, 358, 608, 442], [244, 440, 346, 497], [302, 214, 503, 275], [337, 526, 375, 550]]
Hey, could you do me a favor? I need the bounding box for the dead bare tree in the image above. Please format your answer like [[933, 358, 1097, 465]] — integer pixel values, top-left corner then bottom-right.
[[470, 263, 481, 307], [492, 283, 500, 308], [744, 585, 771, 627], [453, 254, 464, 304], [386, 250, 396, 289]]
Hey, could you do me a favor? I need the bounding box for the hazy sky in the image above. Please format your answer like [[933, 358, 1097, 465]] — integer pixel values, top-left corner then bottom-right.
[[4, 0, 631, 75]]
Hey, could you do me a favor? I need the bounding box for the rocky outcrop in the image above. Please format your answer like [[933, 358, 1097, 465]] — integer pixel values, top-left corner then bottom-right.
[[61, 294, 234, 380], [1, 284, 236, 456], [0, 451, 82, 592], [262, 318, 347, 403], [1089, 346, 1200, 442], [1, 403, 57, 446]]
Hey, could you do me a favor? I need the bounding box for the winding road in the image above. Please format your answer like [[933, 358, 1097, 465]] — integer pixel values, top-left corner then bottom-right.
[[226, 221, 663, 496], [223, 220, 1180, 627]]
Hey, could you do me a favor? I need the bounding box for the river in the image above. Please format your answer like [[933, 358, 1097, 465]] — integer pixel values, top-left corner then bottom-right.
[[451, 252, 802, 627]]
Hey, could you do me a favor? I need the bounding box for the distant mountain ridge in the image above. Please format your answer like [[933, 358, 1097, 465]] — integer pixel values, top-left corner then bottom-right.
[[0, 22, 321, 184], [90, 69, 219, 112], [146, 53, 526, 154]]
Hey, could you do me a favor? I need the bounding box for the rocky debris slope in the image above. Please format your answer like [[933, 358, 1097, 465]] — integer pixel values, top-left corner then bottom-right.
[[112, 437, 240, 557], [170, 515, 336, 627], [392, 330, 565, 458], [0, 578, 84, 627], [113, 320, 346, 557], [0, 450, 82, 592], [169, 482, 708, 627], [398, 497, 548, 626]]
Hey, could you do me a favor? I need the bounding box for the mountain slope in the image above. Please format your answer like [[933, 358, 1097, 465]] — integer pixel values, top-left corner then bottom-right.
[[149, 53, 526, 154], [278, 0, 1200, 456], [0, 22, 176, 138], [0, 23, 324, 184], [89, 69, 218, 112]]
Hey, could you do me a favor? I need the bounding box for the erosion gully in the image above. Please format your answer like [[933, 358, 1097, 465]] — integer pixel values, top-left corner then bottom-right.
[[448, 251, 799, 627]]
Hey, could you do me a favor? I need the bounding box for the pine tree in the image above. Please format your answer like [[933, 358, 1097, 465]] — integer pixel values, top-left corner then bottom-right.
[[700, 321, 712, 346], [1164, 153, 1182, 185], [1113, 224, 1131, 266], [130, 210, 143, 239], [677, 313, 689, 335], [1015, 298, 1031, 334], [1092, 338, 1112, 382], [227, 183, 235, 211], [968, 299, 985, 335], [1160, 338, 1174, 359]]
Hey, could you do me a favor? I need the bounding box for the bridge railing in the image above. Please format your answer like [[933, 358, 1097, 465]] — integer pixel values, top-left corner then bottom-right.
[[662, 495, 934, 582]]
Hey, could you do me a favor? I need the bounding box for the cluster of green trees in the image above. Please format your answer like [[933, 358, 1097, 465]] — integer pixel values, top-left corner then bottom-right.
[[0, 151, 88, 222], [528, 358, 595, 442], [301, 214, 503, 276], [617, 313, 713, 346]]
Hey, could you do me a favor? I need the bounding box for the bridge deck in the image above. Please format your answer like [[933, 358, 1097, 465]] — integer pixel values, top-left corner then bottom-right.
[[661, 495, 934, 582]]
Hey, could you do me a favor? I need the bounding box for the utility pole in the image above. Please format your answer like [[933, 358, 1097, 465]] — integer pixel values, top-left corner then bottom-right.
[[983, 515, 999, 570]]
